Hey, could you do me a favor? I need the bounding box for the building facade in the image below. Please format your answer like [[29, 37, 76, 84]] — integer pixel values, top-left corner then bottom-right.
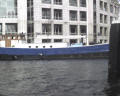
[[0, 0, 119, 47]]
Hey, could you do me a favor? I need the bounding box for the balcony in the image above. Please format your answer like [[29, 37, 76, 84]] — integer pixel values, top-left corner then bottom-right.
[[54, 17, 62, 20], [42, 32, 51, 35], [70, 33, 78, 35], [80, 18, 86, 21], [54, 1, 62, 5], [54, 32, 63, 35]]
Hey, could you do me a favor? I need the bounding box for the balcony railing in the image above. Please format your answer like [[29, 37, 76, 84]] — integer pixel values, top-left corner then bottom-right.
[[80, 4, 86, 7], [80, 18, 86, 21], [54, 17, 62, 20], [42, 32, 51, 35], [42, 0, 51, 4], [70, 33, 78, 35], [80, 33, 86, 36], [70, 17, 77, 21], [54, 2, 62, 5], [70, 3, 77, 6], [54, 32, 63, 35], [42, 16, 51, 19]]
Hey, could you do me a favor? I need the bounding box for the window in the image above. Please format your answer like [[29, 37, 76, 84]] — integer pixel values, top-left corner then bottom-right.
[[0, 24, 2, 34], [70, 39, 77, 45], [115, 6, 119, 14], [80, 25, 87, 35], [54, 24, 63, 35], [54, 39, 63, 42], [0, 0, 17, 18], [27, 0, 33, 21], [80, 38, 84, 43], [54, 9, 62, 20], [104, 27, 107, 36], [93, 0, 96, 9], [100, 14, 103, 23], [80, 11, 87, 21], [99, 27, 103, 36], [42, 0, 51, 4], [104, 40, 107, 43], [110, 16, 113, 24], [80, 0, 86, 7], [36, 46, 38, 48], [104, 2, 108, 11], [70, 25, 78, 35], [6, 23, 17, 34], [54, 0, 62, 5], [100, 39, 103, 43], [42, 24, 51, 35], [69, 0, 77, 6], [27, 23, 34, 43], [104, 15, 107, 24], [27, 0, 34, 43], [29, 46, 31, 48], [50, 45, 52, 48], [42, 8, 51, 19], [70, 10, 77, 21], [110, 5, 113, 13], [42, 39, 51, 43], [100, 1, 103, 10], [94, 12, 96, 23]]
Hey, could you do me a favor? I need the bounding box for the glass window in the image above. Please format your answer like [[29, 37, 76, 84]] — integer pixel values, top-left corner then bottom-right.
[[100, 14, 103, 23], [69, 0, 77, 6], [5, 23, 17, 34], [100, 1, 103, 10], [80, 0, 86, 7], [42, 8, 51, 19], [54, 39, 63, 42], [70, 39, 77, 45], [42, 39, 51, 43], [0, 24, 2, 33], [54, 24, 63, 35], [80, 11, 87, 21], [70, 25, 78, 35], [70, 10, 77, 21], [0, 0, 17, 18], [80, 25, 87, 35], [42, 0, 51, 4], [99, 27, 103, 36], [42, 24, 51, 35], [110, 16, 113, 24], [54, 9, 62, 20], [104, 27, 107, 36], [54, 0, 62, 5], [104, 15, 107, 24], [104, 2, 108, 11], [110, 5, 113, 13]]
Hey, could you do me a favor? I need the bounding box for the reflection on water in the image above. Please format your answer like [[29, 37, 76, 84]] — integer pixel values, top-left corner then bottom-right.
[[105, 82, 120, 96], [0, 59, 119, 96]]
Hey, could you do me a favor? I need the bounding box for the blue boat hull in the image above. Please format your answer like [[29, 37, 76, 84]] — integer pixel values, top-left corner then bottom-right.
[[0, 44, 109, 60]]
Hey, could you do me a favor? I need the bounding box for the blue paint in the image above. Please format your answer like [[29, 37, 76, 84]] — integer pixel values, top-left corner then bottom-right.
[[0, 44, 109, 56]]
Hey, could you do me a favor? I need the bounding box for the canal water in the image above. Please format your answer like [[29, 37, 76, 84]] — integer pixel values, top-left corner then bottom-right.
[[0, 59, 119, 96]]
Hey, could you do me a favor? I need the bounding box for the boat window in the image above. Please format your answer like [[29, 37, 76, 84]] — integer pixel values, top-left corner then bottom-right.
[[50, 45, 52, 48], [29, 46, 31, 48], [36, 46, 38, 48], [42, 39, 51, 43], [43, 46, 45, 48], [54, 39, 63, 43]]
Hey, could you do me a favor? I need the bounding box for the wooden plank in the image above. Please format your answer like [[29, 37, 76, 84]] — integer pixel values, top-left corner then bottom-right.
[[5, 40, 11, 47]]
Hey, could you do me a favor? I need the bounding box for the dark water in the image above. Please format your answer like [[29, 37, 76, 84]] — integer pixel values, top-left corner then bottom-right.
[[0, 59, 118, 96]]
